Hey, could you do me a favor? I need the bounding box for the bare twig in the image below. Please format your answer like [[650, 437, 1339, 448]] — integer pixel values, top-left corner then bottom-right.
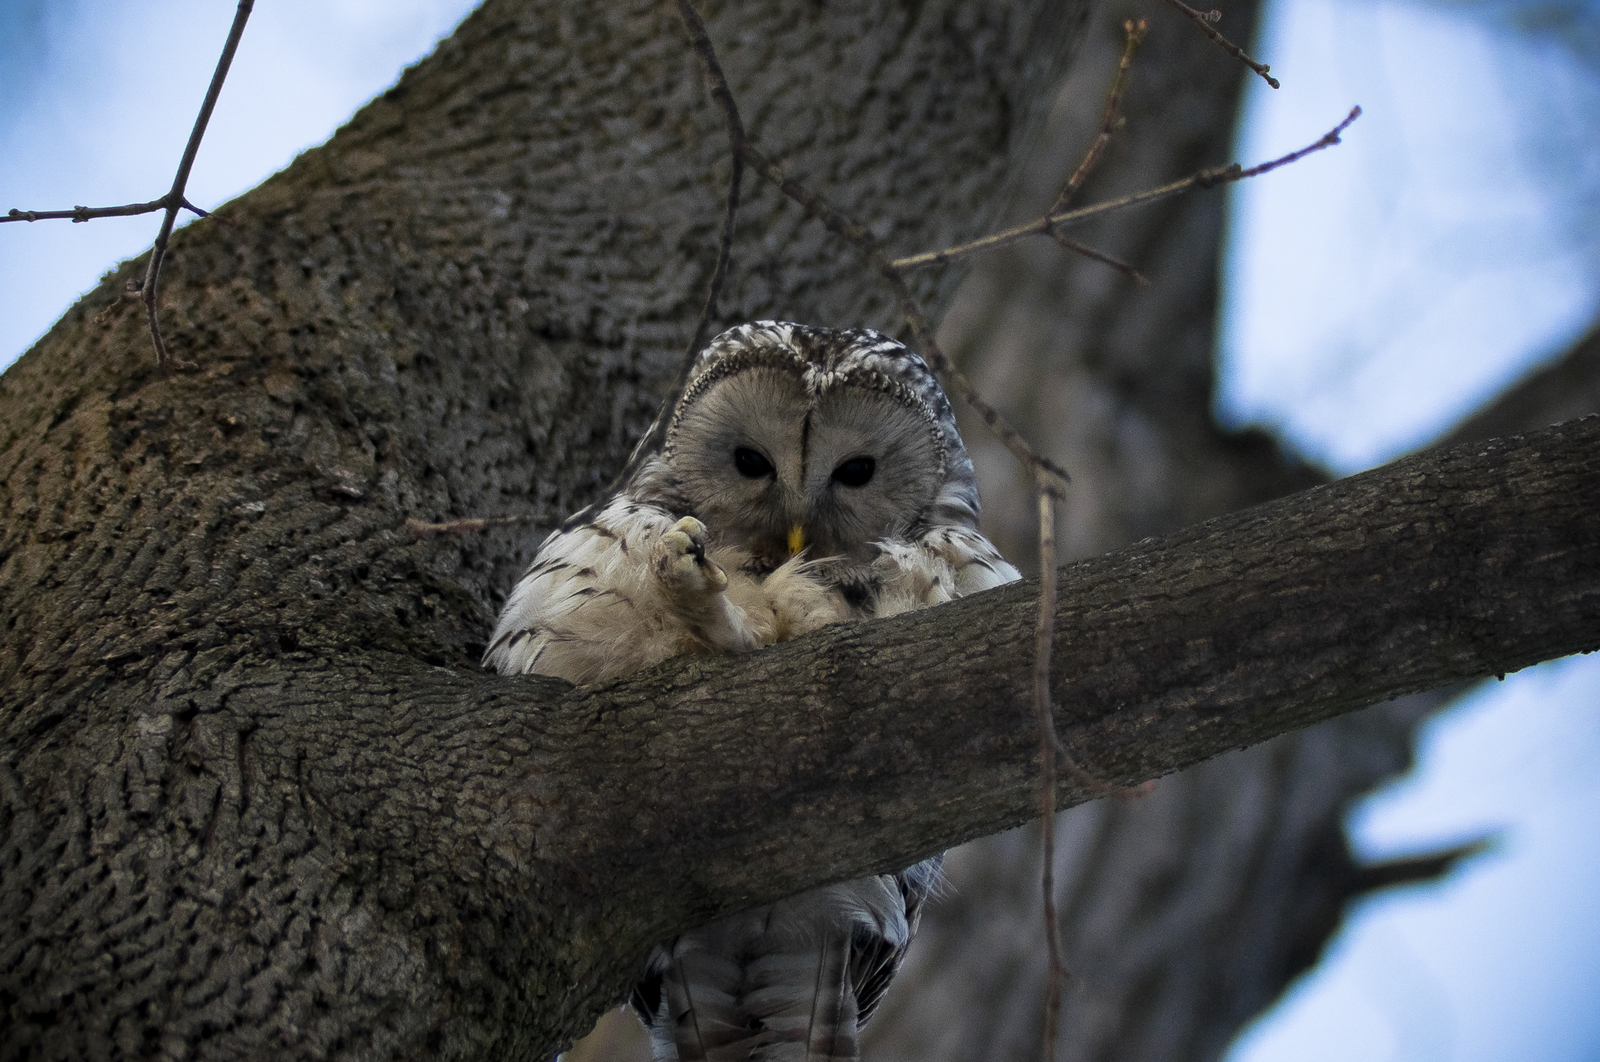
[[1051, 19, 1148, 216], [1049, 232, 1150, 286], [608, 0, 749, 491], [674, 0, 744, 365], [405, 514, 543, 536], [139, 0, 255, 370], [1033, 491, 1067, 1062], [892, 106, 1361, 272], [1162, 0, 1280, 89], [1234, 106, 1362, 178], [3, 197, 211, 225], [1033, 19, 1151, 284], [3, 2, 254, 368]]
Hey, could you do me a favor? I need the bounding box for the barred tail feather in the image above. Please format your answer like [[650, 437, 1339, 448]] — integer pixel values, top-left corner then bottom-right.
[[746, 934, 860, 1061], [634, 867, 938, 1061], [657, 950, 755, 1061]]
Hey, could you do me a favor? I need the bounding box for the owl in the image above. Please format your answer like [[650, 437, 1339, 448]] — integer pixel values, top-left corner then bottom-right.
[[486, 321, 1020, 1061]]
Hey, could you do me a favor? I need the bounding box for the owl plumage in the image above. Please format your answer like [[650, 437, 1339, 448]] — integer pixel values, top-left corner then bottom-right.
[[486, 321, 1019, 1061]]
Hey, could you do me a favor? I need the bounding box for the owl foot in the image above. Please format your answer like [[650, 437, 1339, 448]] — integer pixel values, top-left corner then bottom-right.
[[651, 517, 729, 598], [651, 517, 761, 652]]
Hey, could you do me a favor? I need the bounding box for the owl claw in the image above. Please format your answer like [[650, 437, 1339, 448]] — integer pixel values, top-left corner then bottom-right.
[[652, 517, 729, 597]]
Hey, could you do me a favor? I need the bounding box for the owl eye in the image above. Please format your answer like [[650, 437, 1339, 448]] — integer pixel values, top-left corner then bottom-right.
[[831, 456, 876, 487], [733, 447, 775, 478]]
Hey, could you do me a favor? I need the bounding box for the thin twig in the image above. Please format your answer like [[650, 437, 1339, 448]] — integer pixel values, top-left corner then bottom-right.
[[138, 0, 255, 370], [1235, 105, 1361, 178], [893, 167, 1223, 271], [674, 0, 744, 364], [1033, 490, 1066, 1062], [608, 0, 749, 491], [892, 106, 1361, 273], [1032, 19, 1150, 283], [1051, 19, 1148, 216], [2, 197, 211, 225], [1162, 0, 1280, 89], [405, 514, 542, 536], [1049, 233, 1149, 286]]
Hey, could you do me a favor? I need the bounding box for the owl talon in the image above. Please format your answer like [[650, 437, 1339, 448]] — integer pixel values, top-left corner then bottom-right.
[[652, 517, 729, 597]]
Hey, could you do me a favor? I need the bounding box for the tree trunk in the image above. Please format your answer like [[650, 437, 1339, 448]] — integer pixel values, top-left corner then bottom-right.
[[0, 1, 1081, 1058]]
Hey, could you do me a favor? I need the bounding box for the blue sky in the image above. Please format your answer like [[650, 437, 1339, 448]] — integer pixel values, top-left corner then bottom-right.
[[2, 2, 1597, 1059]]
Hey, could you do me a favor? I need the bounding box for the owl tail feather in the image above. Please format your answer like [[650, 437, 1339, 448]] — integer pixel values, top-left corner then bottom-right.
[[747, 932, 860, 1061], [647, 930, 863, 1062], [656, 949, 754, 1061]]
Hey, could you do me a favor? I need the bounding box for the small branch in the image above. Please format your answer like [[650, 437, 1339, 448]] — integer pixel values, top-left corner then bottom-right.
[[674, 0, 744, 364], [4, 3, 255, 365], [1033, 491, 1066, 1062], [1029, 19, 1151, 285], [1050, 19, 1148, 216], [1352, 837, 1496, 895], [1162, 0, 1280, 89], [2, 197, 210, 225], [892, 107, 1360, 273], [1048, 233, 1149, 286], [139, 0, 255, 370], [1234, 106, 1361, 178], [608, 0, 750, 491], [405, 514, 543, 536]]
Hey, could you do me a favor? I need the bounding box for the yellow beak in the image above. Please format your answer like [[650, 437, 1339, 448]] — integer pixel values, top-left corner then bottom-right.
[[787, 525, 806, 558]]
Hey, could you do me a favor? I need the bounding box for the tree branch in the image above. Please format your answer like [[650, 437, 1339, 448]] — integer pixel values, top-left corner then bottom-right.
[[509, 415, 1599, 921], [890, 107, 1359, 273], [1160, 0, 1280, 88]]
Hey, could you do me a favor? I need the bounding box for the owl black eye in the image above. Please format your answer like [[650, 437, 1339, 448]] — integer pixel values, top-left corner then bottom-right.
[[831, 456, 876, 488], [733, 447, 775, 478]]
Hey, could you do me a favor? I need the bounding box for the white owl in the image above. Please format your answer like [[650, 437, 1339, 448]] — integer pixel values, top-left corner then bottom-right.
[[486, 321, 1020, 1062]]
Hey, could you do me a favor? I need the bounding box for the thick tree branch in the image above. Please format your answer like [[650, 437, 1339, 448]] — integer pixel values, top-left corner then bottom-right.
[[492, 414, 1600, 920]]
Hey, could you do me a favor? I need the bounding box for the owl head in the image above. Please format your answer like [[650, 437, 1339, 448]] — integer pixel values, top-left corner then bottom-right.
[[629, 322, 982, 569]]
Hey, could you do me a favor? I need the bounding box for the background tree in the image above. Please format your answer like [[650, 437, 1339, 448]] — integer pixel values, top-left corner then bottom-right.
[[1, 1, 1596, 1061]]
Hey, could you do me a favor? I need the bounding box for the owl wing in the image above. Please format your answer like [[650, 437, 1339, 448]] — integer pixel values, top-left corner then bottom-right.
[[848, 855, 941, 1028], [483, 497, 672, 683], [871, 524, 1021, 618]]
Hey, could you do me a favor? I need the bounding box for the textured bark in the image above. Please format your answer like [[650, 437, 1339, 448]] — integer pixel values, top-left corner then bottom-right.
[[6, 379, 1596, 1060]]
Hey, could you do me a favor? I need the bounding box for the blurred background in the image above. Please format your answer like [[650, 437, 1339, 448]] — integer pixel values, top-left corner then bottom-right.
[[2, 1, 1595, 1059]]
